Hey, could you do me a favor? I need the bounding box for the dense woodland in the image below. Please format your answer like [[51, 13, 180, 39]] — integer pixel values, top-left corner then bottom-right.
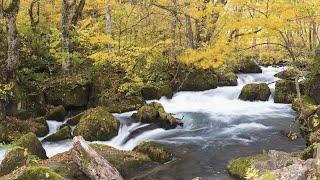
[[0, 0, 320, 179]]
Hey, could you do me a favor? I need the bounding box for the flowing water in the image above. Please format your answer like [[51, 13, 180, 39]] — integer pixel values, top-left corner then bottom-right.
[[0, 66, 305, 179]]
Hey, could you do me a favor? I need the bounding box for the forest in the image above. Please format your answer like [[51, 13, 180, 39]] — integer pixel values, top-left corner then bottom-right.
[[0, 0, 320, 179]]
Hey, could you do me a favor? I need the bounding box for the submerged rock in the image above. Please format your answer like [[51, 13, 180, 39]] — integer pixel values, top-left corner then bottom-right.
[[239, 83, 271, 101], [180, 68, 218, 91], [274, 80, 297, 104], [134, 142, 172, 163], [44, 126, 72, 142], [133, 102, 183, 129], [237, 59, 262, 73], [46, 105, 66, 122], [73, 107, 119, 141], [0, 147, 28, 176], [14, 132, 47, 159]]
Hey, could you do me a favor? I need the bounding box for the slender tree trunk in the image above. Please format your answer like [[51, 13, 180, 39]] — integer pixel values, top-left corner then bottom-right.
[[0, 99, 5, 120], [28, 0, 40, 32], [185, 14, 194, 49], [105, 2, 112, 37], [170, 0, 178, 61], [312, 21, 318, 50], [71, 0, 85, 26], [61, 0, 72, 70]]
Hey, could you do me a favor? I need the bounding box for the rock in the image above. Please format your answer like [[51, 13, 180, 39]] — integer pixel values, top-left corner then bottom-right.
[[44, 126, 72, 142], [141, 84, 173, 100], [73, 107, 119, 141], [16, 167, 63, 180], [71, 136, 124, 180], [66, 112, 84, 126], [0, 147, 28, 176], [45, 76, 91, 108], [133, 142, 172, 163], [90, 143, 152, 178], [274, 80, 297, 104], [310, 74, 320, 104], [274, 68, 300, 80], [133, 102, 183, 129], [238, 59, 262, 73], [217, 72, 238, 86], [14, 132, 47, 159], [0, 117, 49, 143], [46, 105, 66, 122], [99, 93, 144, 113], [180, 68, 218, 91], [239, 83, 271, 101]]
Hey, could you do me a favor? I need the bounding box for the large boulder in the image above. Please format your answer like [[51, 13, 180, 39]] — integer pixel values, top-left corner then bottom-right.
[[310, 74, 320, 104], [239, 83, 271, 101], [274, 68, 300, 80], [237, 59, 262, 73], [274, 80, 297, 104], [180, 69, 218, 91], [99, 93, 144, 113], [14, 132, 47, 159], [0, 147, 28, 176], [133, 142, 172, 163], [73, 107, 119, 141], [132, 102, 183, 129], [0, 117, 49, 143], [43, 126, 72, 142], [217, 72, 238, 86], [141, 84, 173, 100], [46, 105, 66, 122]]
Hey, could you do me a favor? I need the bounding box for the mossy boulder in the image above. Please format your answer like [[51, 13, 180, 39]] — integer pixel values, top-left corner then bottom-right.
[[0, 147, 28, 176], [237, 59, 262, 73], [44, 126, 72, 142], [46, 105, 66, 122], [66, 112, 84, 126], [73, 107, 119, 141], [217, 72, 238, 86], [274, 80, 297, 104], [133, 142, 172, 163], [141, 84, 173, 100], [0, 117, 49, 143], [274, 68, 300, 80], [14, 132, 47, 159], [310, 74, 320, 104], [99, 93, 144, 113], [133, 102, 183, 129], [90, 143, 152, 178], [180, 68, 218, 91], [45, 76, 91, 108], [239, 83, 271, 101], [16, 167, 63, 180]]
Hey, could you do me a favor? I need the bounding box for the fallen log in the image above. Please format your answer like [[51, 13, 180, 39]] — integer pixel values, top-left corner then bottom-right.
[[71, 136, 123, 180]]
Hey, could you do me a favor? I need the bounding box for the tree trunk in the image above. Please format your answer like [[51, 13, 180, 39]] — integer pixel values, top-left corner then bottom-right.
[[105, 2, 112, 37], [312, 21, 318, 50], [71, 0, 85, 26], [185, 14, 194, 49], [170, 0, 178, 61], [71, 136, 124, 180], [3, 0, 20, 75], [61, 0, 72, 70], [0, 100, 5, 120], [28, 0, 40, 32]]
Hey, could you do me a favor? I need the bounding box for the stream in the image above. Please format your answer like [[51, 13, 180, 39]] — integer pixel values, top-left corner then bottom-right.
[[0, 66, 305, 179]]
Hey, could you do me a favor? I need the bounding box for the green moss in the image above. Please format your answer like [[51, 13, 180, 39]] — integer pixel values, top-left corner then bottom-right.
[[274, 80, 297, 104], [44, 126, 72, 142], [0, 146, 28, 176], [180, 68, 218, 91], [14, 132, 47, 159], [134, 142, 172, 163], [134, 105, 159, 123], [302, 142, 320, 160], [227, 154, 268, 180], [239, 83, 271, 101], [237, 59, 262, 73], [73, 107, 119, 141], [67, 112, 84, 126], [16, 167, 63, 180], [46, 105, 66, 122]]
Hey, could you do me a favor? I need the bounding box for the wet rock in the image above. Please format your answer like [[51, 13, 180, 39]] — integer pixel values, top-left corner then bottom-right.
[[44, 126, 72, 142], [239, 83, 271, 101], [16, 167, 63, 180], [274, 67, 300, 80], [310, 74, 320, 104], [134, 142, 172, 163], [66, 112, 84, 126], [217, 72, 238, 86], [14, 132, 47, 159], [0, 147, 28, 176], [133, 102, 183, 129], [237, 59, 262, 73], [180, 68, 218, 91], [73, 107, 119, 141], [46, 105, 66, 122], [141, 84, 173, 100], [274, 80, 297, 104], [90, 143, 153, 178], [99, 93, 144, 113]]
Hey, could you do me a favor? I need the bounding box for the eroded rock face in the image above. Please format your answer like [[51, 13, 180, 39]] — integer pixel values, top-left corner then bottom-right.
[[274, 80, 297, 104], [239, 83, 271, 101], [237, 59, 262, 73], [180, 69, 218, 91], [14, 132, 47, 159], [73, 107, 119, 141]]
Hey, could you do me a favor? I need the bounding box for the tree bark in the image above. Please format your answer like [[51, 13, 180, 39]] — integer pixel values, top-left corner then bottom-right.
[[185, 13, 194, 49], [71, 136, 124, 180], [61, 0, 72, 70], [0, 100, 5, 120], [105, 2, 112, 36], [71, 0, 85, 26], [28, 0, 40, 32]]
